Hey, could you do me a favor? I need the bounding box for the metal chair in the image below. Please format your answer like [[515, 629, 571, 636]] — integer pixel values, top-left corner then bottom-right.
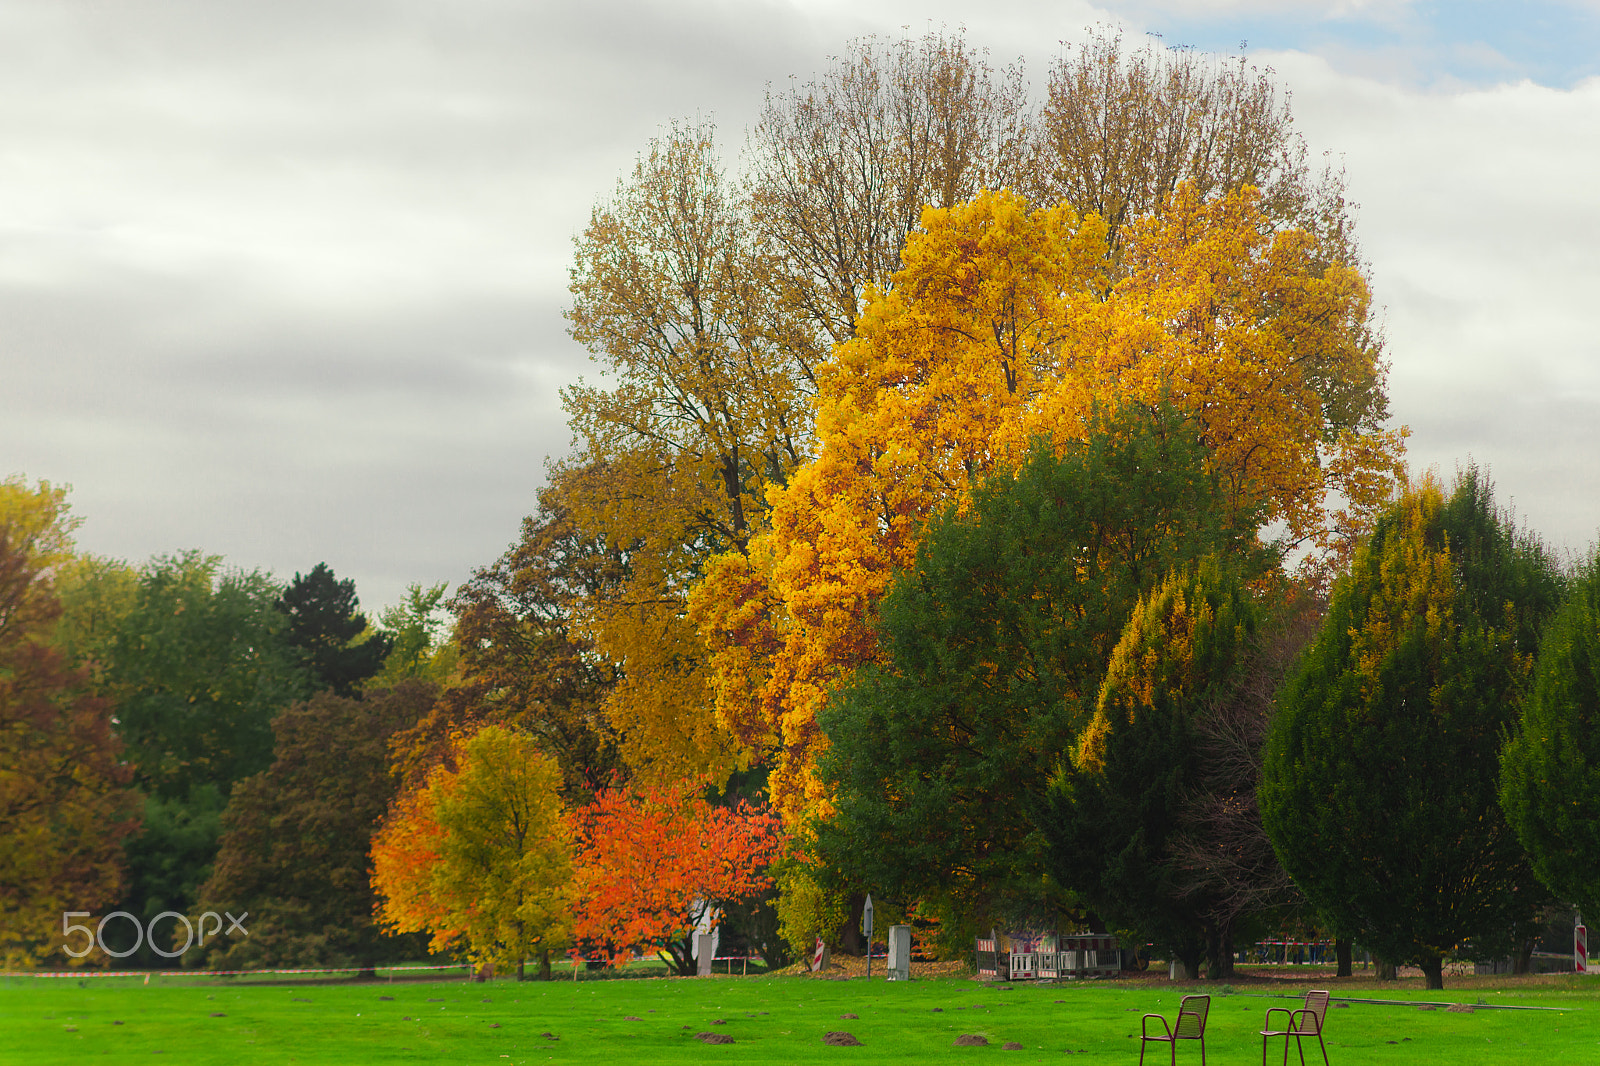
[[1260, 989, 1331, 1066], [1140, 993, 1209, 1066]]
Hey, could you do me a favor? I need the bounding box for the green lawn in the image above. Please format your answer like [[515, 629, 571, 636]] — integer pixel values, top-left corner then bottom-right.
[[2, 969, 1594, 1064]]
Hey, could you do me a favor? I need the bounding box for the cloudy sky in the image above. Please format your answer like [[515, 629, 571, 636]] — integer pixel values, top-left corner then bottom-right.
[[4, 0, 1598, 613]]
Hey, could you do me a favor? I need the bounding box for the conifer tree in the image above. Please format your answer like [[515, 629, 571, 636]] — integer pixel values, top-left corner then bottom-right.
[[1501, 548, 1600, 918], [1261, 470, 1560, 989]]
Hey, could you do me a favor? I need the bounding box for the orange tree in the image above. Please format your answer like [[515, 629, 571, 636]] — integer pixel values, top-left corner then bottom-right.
[[570, 785, 784, 975]]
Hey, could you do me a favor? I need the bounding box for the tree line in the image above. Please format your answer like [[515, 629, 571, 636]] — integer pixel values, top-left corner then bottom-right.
[[5, 28, 1597, 989]]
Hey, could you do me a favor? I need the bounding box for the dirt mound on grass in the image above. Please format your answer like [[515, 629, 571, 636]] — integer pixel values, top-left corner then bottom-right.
[[696, 1032, 735, 1044], [824, 1031, 862, 1046], [953, 1034, 989, 1046]]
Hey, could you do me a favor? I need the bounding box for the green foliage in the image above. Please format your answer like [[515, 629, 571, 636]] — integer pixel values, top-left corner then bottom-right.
[[1501, 546, 1600, 918], [106, 786, 227, 959], [94, 551, 311, 800], [1260, 469, 1561, 987], [368, 582, 457, 689], [277, 563, 391, 698], [196, 683, 436, 971], [815, 404, 1267, 926], [1043, 557, 1260, 975], [772, 859, 850, 962], [54, 550, 314, 966]]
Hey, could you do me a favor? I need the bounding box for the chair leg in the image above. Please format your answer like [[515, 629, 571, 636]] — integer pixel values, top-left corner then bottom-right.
[[1199, 1035, 1206, 1066], [1315, 1031, 1328, 1066], [1294, 1033, 1308, 1066]]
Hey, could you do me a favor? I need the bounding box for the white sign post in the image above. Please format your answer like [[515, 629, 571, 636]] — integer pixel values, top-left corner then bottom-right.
[[1577, 915, 1588, 975], [862, 895, 875, 979]]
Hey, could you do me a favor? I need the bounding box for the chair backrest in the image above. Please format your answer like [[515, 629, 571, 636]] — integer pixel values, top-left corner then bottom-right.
[[1298, 990, 1330, 1033], [1174, 994, 1210, 1038]]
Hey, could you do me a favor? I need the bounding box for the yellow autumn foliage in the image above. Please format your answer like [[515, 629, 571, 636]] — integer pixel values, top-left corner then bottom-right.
[[693, 184, 1407, 826]]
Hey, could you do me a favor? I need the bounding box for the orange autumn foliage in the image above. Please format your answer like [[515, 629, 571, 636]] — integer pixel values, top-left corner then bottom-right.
[[369, 768, 463, 955], [570, 786, 785, 975]]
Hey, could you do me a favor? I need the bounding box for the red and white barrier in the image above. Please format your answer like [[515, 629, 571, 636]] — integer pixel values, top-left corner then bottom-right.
[[3, 963, 467, 979]]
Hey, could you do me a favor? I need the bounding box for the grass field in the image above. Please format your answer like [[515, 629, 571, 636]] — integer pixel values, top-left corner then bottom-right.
[[2, 966, 1595, 1064]]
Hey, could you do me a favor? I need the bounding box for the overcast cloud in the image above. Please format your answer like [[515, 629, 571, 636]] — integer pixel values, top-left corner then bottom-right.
[[3, 0, 1597, 613]]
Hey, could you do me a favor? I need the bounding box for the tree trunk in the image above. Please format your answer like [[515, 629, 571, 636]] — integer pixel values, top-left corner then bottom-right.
[[1513, 937, 1535, 975], [672, 935, 697, 976], [1419, 953, 1444, 990], [539, 949, 552, 980], [517, 956, 526, 981], [1375, 957, 1397, 981], [838, 893, 865, 955], [1206, 929, 1234, 979], [1336, 938, 1353, 978], [357, 957, 377, 980]]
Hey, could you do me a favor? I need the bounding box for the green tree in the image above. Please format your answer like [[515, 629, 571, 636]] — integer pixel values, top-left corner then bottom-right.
[[277, 563, 391, 697], [106, 552, 309, 800], [60, 551, 311, 965], [196, 683, 435, 973], [1043, 558, 1262, 978], [368, 582, 457, 689], [1260, 470, 1561, 989], [814, 405, 1266, 934], [1501, 547, 1600, 918]]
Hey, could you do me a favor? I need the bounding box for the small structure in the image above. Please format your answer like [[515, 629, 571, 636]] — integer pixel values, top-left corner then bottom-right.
[[886, 925, 912, 981], [695, 933, 715, 977], [810, 936, 831, 972], [975, 931, 1122, 980], [975, 934, 1005, 979]]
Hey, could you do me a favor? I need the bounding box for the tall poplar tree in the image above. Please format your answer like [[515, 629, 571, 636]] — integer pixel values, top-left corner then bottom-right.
[[1260, 470, 1561, 989]]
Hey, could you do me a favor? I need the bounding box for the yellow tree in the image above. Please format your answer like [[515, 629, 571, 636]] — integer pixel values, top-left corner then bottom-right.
[[372, 725, 571, 979], [560, 29, 1382, 801], [692, 185, 1407, 827], [562, 123, 808, 787]]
